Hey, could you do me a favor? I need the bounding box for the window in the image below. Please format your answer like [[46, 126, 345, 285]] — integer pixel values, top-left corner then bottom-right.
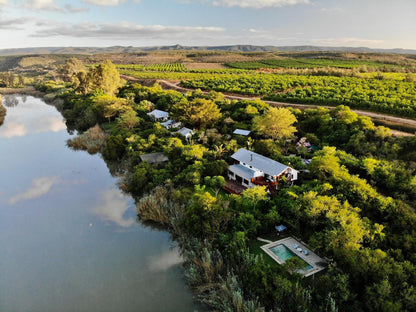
[[228, 170, 234, 177], [243, 179, 249, 185]]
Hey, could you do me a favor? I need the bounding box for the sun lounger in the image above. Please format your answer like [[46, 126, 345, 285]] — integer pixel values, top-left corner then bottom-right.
[[293, 243, 299, 248], [303, 250, 309, 255]]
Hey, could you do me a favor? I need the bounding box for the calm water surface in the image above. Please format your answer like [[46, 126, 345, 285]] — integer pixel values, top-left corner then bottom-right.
[[0, 95, 201, 312]]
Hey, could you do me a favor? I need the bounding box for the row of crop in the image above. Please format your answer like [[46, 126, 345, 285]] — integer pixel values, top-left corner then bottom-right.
[[182, 74, 416, 118], [226, 58, 411, 71], [119, 69, 247, 81], [117, 63, 187, 72], [117, 64, 250, 74]]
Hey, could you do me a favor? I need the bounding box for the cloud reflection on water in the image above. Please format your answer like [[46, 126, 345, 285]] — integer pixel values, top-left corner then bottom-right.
[[0, 95, 66, 138], [148, 249, 183, 272], [92, 189, 135, 227], [9, 176, 60, 204]]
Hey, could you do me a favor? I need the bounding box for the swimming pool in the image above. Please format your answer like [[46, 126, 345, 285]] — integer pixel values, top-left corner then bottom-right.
[[269, 244, 313, 271]]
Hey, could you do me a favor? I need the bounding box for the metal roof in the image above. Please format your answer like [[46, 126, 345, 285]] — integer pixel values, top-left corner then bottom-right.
[[231, 148, 292, 177], [229, 164, 258, 179], [233, 129, 251, 136], [139, 152, 168, 164], [177, 127, 193, 137], [147, 109, 169, 119]]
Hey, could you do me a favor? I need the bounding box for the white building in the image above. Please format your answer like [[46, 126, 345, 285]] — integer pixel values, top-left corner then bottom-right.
[[228, 148, 298, 189], [161, 119, 182, 129], [176, 127, 194, 140], [147, 109, 169, 122]]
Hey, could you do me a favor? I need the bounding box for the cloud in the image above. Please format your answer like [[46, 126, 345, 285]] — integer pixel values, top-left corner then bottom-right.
[[311, 37, 384, 47], [148, 249, 183, 272], [23, 0, 62, 11], [31, 21, 225, 39], [0, 0, 7, 4], [0, 122, 27, 138], [211, 0, 310, 9], [64, 4, 89, 13], [0, 17, 30, 29], [83, 0, 141, 6], [92, 189, 135, 227], [9, 176, 60, 204], [320, 7, 344, 14]]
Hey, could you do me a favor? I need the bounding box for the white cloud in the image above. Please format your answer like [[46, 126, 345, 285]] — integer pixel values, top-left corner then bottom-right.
[[320, 7, 344, 14], [311, 37, 384, 47], [83, 0, 138, 6], [23, 0, 62, 11], [92, 189, 135, 227], [9, 176, 59, 204], [148, 249, 183, 272], [64, 4, 89, 13], [0, 17, 29, 29], [0, 122, 27, 138], [211, 0, 310, 9], [0, 0, 7, 4], [31, 21, 225, 39]]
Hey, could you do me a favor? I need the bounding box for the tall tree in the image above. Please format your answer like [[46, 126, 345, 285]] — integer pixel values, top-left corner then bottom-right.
[[57, 57, 84, 82], [90, 60, 123, 96], [172, 97, 221, 128], [253, 107, 297, 142]]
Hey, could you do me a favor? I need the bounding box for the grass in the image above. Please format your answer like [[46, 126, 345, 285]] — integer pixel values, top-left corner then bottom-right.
[[0, 102, 6, 126], [66, 125, 106, 154]]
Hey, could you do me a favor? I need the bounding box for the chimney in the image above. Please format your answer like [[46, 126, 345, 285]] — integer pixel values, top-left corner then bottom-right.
[[250, 154, 253, 162]]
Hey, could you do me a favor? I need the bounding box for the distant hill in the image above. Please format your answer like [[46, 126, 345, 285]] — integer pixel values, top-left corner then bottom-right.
[[1, 45, 415, 56]]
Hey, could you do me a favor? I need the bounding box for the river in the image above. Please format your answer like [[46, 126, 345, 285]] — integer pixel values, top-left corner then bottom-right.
[[0, 95, 202, 311]]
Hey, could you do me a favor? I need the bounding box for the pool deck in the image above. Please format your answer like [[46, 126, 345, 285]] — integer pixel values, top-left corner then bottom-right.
[[260, 237, 327, 277]]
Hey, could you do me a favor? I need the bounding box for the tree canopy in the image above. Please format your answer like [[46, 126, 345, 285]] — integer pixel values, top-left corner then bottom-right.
[[253, 107, 297, 141]]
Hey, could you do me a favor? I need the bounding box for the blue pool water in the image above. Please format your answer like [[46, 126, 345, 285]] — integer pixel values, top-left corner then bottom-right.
[[269, 244, 313, 271]]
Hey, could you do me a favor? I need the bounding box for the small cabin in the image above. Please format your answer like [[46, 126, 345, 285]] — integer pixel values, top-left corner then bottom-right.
[[147, 109, 169, 122], [176, 127, 194, 140], [161, 119, 182, 130]]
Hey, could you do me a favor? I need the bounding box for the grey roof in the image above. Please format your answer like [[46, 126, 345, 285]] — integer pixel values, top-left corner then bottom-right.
[[147, 109, 169, 119], [161, 119, 180, 127], [139, 152, 168, 164], [229, 164, 258, 179], [233, 129, 251, 136], [177, 127, 194, 137], [231, 148, 293, 177]]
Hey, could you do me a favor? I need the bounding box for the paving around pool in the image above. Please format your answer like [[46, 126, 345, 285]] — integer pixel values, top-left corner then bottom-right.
[[261, 237, 327, 277]]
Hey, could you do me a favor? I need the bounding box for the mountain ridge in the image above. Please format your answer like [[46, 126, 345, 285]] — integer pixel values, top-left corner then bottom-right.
[[0, 45, 415, 56]]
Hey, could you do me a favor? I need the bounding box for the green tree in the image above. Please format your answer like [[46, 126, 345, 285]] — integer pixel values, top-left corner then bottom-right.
[[90, 60, 123, 96], [204, 176, 226, 197], [253, 107, 297, 142], [241, 186, 268, 210], [58, 57, 84, 82], [117, 109, 141, 130], [172, 97, 221, 128]]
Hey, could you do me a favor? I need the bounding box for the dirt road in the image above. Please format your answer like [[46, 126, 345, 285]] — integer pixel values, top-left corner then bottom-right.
[[121, 75, 416, 136]]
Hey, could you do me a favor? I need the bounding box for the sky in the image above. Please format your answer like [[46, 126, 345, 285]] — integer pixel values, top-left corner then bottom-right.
[[0, 0, 415, 49]]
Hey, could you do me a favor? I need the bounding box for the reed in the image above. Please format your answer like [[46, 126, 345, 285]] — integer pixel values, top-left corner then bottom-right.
[[67, 124, 106, 154], [0, 100, 6, 126]]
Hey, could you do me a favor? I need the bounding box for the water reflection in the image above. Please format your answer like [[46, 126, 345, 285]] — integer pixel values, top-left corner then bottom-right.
[[0, 95, 66, 138], [3, 95, 19, 107], [9, 176, 60, 205], [148, 249, 183, 272], [0, 95, 202, 312], [92, 188, 136, 227]]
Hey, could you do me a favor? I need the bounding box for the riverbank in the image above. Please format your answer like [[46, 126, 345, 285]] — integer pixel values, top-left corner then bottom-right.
[[0, 95, 5, 125]]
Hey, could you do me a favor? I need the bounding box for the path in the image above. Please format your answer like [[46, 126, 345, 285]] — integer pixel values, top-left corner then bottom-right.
[[121, 75, 416, 136]]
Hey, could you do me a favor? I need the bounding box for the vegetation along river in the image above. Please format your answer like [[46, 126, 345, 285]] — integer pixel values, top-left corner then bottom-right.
[[0, 95, 202, 311]]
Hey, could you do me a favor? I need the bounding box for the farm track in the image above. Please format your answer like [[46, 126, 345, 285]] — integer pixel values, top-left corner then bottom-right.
[[121, 75, 416, 136]]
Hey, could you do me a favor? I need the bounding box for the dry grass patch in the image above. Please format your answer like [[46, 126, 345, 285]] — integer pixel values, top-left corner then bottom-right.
[[185, 62, 226, 70]]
